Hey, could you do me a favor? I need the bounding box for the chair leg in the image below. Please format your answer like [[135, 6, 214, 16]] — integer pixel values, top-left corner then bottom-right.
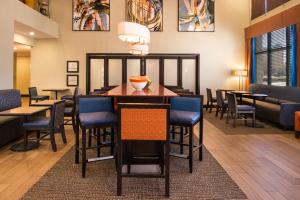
[[199, 120, 203, 161], [75, 119, 80, 164], [61, 125, 67, 144], [110, 127, 115, 156], [215, 106, 219, 117], [96, 129, 101, 157], [209, 102, 213, 113], [233, 114, 237, 128], [117, 141, 122, 196], [171, 126, 175, 139], [226, 111, 230, 124], [253, 112, 256, 127], [88, 129, 92, 148], [72, 115, 76, 133], [220, 107, 226, 120], [295, 132, 300, 139], [180, 126, 184, 154], [206, 101, 209, 111], [165, 141, 170, 197], [82, 127, 87, 178], [36, 131, 40, 145], [49, 129, 57, 152], [189, 126, 193, 173]]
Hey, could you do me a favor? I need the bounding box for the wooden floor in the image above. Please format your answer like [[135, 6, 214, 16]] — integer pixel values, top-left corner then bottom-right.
[[0, 118, 300, 199]]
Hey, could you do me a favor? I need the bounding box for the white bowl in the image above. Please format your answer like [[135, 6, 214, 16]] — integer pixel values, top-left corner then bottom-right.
[[130, 81, 147, 91]]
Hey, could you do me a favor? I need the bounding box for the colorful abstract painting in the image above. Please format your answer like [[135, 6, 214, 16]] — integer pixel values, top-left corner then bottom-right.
[[178, 0, 215, 32], [126, 0, 163, 32], [73, 0, 110, 31]]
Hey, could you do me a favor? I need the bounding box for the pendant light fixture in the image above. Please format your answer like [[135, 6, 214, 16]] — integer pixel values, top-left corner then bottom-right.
[[118, 0, 151, 55]]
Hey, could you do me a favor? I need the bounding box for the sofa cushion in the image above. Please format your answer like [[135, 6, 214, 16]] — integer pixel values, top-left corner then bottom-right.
[[0, 90, 21, 112], [265, 97, 281, 105], [249, 84, 270, 95]]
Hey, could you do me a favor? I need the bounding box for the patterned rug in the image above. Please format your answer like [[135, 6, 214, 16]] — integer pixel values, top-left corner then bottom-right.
[[204, 110, 293, 135], [22, 145, 247, 199]]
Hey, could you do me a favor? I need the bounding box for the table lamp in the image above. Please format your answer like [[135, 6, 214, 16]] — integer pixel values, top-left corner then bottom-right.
[[232, 69, 248, 91]]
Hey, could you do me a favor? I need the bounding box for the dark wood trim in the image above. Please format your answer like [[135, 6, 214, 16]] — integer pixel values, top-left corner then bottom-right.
[[104, 58, 109, 87], [122, 58, 127, 84], [86, 53, 200, 95]]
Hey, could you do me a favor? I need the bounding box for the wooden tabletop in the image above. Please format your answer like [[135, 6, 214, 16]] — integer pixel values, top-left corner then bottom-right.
[[103, 84, 178, 97], [31, 100, 64, 106], [43, 89, 70, 92], [0, 106, 50, 116]]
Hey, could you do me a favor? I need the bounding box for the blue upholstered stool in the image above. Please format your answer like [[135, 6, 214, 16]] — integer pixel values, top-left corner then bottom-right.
[[170, 96, 204, 173], [76, 96, 118, 178]]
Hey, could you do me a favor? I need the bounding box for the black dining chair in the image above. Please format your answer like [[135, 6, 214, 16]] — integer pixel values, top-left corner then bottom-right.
[[76, 96, 118, 178], [28, 87, 49, 105], [215, 90, 228, 119], [206, 88, 217, 113], [61, 87, 80, 106], [117, 103, 170, 197], [226, 93, 256, 128], [23, 101, 67, 152], [64, 87, 80, 131], [169, 95, 204, 173]]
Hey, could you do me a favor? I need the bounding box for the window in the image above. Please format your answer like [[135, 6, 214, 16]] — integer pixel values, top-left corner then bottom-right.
[[251, 25, 297, 87]]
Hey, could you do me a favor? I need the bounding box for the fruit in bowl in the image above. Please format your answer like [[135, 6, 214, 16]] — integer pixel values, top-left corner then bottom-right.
[[129, 76, 148, 91]]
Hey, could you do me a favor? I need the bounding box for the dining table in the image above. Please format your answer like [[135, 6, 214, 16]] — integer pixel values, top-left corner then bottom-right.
[[43, 88, 70, 100], [230, 90, 252, 104], [0, 106, 50, 151]]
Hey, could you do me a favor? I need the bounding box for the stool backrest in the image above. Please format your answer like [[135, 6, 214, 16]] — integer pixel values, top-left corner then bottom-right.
[[170, 96, 202, 113], [118, 103, 170, 141], [227, 93, 237, 114], [79, 96, 114, 113], [29, 87, 38, 97], [206, 88, 213, 102], [53, 101, 65, 129], [0, 89, 21, 111], [216, 90, 224, 107]]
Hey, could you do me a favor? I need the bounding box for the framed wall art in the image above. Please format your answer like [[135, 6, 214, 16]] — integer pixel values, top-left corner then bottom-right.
[[72, 0, 110, 31], [67, 75, 79, 86], [178, 0, 215, 32], [126, 0, 163, 32], [67, 61, 79, 73]]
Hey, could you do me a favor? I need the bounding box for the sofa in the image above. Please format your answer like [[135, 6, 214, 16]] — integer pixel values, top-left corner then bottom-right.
[[0, 90, 24, 148], [244, 84, 300, 129]]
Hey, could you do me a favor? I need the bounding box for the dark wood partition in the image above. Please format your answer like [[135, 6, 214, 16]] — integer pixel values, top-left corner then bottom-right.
[[86, 53, 200, 95]]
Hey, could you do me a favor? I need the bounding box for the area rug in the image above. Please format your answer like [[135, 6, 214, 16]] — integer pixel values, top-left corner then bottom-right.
[[204, 110, 293, 135], [22, 146, 247, 200]]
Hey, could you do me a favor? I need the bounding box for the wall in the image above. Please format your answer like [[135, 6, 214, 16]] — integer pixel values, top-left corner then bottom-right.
[[31, 0, 251, 96], [0, 0, 58, 90]]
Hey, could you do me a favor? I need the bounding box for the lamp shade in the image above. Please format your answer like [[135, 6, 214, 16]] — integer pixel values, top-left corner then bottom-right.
[[118, 22, 150, 44], [232, 69, 248, 77], [128, 43, 149, 56]]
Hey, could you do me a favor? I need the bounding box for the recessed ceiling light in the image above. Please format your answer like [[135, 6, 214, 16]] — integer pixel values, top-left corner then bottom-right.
[[14, 47, 18, 50], [29, 32, 35, 36]]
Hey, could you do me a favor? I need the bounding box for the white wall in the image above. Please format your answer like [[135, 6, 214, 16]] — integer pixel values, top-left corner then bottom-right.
[[0, 0, 58, 90], [31, 0, 251, 96]]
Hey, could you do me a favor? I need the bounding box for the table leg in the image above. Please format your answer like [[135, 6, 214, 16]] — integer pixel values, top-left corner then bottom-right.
[[55, 91, 58, 100]]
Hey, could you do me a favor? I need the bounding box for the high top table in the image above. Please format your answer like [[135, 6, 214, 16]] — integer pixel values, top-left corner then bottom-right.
[[0, 106, 50, 151]]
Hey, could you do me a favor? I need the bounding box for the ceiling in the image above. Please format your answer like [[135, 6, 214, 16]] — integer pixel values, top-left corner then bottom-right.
[[14, 21, 53, 38]]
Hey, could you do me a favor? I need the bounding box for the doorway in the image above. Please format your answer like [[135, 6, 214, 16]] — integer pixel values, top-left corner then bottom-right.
[[13, 43, 31, 96]]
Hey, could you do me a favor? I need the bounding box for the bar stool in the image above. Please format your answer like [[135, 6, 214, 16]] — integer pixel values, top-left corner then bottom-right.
[[75, 96, 118, 177], [169, 95, 204, 173]]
